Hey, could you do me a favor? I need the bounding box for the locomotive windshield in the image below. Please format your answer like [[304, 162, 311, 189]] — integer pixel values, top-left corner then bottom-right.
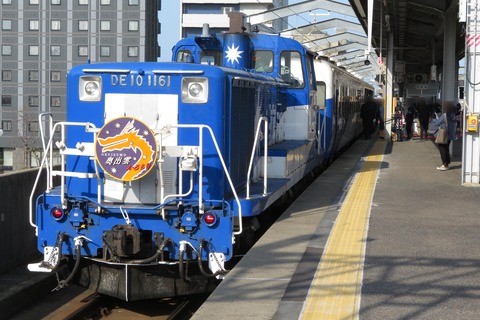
[[200, 50, 222, 66], [251, 50, 274, 72]]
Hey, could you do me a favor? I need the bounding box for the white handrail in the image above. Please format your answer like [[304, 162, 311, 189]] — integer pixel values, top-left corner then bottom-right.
[[173, 124, 243, 236], [246, 117, 268, 199], [29, 121, 98, 232]]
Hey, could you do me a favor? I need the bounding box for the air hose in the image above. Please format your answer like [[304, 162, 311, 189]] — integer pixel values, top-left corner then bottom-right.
[[197, 239, 228, 278], [131, 237, 172, 264]]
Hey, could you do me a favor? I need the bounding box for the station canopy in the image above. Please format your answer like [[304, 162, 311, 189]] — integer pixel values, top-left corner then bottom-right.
[[245, 0, 464, 83], [245, 0, 382, 81]]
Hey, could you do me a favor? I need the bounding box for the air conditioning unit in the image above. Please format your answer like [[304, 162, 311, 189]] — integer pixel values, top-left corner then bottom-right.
[[414, 74, 427, 83]]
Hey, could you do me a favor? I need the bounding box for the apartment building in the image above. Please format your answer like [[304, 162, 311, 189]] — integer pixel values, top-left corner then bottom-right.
[[0, 0, 159, 170]]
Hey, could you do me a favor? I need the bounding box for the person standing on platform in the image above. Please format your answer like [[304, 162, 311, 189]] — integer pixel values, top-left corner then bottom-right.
[[361, 96, 376, 139], [435, 101, 457, 171], [418, 104, 431, 140], [405, 104, 416, 140]]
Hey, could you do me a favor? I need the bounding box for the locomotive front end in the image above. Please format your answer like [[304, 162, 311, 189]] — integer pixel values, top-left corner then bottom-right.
[[28, 63, 237, 300]]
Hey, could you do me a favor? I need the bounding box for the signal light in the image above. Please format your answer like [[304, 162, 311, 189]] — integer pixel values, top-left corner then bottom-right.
[[203, 212, 217, 227], [51, 207, 64, 220]]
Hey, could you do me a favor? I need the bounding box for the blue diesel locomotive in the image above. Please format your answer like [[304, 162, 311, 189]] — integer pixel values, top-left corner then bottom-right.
[[28, 18, 373, 301]]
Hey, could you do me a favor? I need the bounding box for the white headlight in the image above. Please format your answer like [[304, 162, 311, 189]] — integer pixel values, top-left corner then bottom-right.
[[182, 77, 208, 103], [85, 81, 99, 96], [79, 76, 102, 101], [188, 83, 203, 97]]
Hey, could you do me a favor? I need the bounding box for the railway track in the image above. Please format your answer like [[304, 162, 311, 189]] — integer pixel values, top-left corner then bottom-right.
[[10, 283, 208, 320]]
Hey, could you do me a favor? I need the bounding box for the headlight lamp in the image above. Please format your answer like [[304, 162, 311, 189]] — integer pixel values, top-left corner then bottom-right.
[[182, 77, 208, 103], [188, 83, 203, 97], [79, 76, 102, 101]]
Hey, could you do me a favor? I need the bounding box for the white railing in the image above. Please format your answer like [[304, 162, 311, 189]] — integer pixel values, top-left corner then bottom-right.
[[29, 119, 244, 236], [29, 113, 99, 234], [246, 117, 268, 199]]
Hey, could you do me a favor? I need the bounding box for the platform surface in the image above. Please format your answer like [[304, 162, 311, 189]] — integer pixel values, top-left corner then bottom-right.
[[192, 136, 480, 320]]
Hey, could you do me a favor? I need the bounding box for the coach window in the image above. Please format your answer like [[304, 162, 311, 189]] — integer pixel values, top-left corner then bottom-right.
[[280, 51, 304, 88], [176, 50, 193, 63], [252, 50, 273, 72], [316, 82, 326, 110]]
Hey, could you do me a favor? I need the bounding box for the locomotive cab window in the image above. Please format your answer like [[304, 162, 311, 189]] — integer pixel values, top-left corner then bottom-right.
[[176, 50, 193, 63], [280, 51, 304, 88], [200, 50, 222, 66], [251, 50, 273, 72]]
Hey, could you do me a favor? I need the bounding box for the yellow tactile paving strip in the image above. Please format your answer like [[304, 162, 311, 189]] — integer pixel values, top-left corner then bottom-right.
[[301, 140, 386, 320]]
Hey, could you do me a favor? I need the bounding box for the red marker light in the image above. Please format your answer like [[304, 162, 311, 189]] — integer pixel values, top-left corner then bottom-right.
[[51, 207, 64, 220], [203, 212, 217, 227]]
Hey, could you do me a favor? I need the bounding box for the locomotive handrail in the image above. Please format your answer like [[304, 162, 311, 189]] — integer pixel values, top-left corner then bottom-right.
[[38, 113, 54, 189], [246, 117, 268, 199], [29, 120, 99, 233], [171, 124, 243, 236]]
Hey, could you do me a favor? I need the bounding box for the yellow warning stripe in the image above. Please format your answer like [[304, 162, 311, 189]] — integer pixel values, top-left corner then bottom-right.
[[301, 140, 386, 320]]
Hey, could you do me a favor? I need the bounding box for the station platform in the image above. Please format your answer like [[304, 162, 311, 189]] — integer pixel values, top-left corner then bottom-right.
[[192, 135, 480, 320]]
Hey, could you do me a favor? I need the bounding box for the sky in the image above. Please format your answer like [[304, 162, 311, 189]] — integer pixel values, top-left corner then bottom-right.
[[157, 1, 181, 62]]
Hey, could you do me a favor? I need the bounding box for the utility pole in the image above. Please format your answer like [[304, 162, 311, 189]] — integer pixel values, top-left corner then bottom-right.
[[461, 0, 480, 185]]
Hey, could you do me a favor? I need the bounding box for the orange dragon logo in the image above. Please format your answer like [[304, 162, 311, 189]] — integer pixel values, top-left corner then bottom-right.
[[95, 117, 157, 181]]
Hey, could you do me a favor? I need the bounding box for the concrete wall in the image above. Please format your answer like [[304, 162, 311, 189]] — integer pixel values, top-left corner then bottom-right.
[[0, 168, 56, 273]]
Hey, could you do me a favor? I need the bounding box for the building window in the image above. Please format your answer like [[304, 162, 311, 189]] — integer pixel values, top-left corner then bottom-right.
[[2, 0, 12, 4], [2, 20, 12, 30], [29, 0, 39, 4], [51, 0, 61, 4], [2, 120, 12, 132], [51, 45, 61, 56], [51, 20, 61, 30], [51, 71, 61, 82], [78, 0, 88, 5], [29, 70, 39, 81], [50, 96, 61, 107], [28, 121, 39, 132], [78, 45, 88, 57], [100, 46, 110, 57], [221, 7, 234, 14], [128, 46, 138, 57], [29, 96, 39, 107], [78, 20, 88, 31], [2, 95, 12, 107], [128, 0, 139, 5], [100, 0, 110, 4], [29, 45, 39, 56], [2, 45, 12, 56], [128, 20, 139, 32], [100, 20, 110, 31], [2, 70, 12, 81], [29, 20, 39, 31]]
